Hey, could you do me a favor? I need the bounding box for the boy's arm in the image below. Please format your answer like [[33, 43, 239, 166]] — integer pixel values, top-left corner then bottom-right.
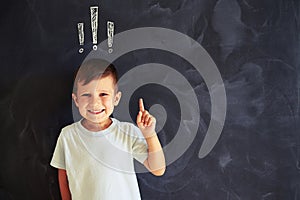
[[142, 133, 166, 176], [58, 169, 72, 200], [137, 99, 166, 176]]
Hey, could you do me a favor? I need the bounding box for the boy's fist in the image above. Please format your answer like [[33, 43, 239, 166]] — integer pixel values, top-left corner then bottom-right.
[[136, 98, 156, 138]]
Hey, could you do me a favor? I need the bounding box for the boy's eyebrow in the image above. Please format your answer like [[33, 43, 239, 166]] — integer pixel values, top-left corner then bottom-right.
[[98, 90, 115, 94], [79, 88, 113, 93]]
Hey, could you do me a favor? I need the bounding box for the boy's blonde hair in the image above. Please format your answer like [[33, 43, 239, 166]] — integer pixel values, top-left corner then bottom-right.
[[73, 59, 118, 93]]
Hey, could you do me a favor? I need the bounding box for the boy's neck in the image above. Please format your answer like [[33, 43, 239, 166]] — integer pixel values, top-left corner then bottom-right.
[[81, 118, 112, 132]]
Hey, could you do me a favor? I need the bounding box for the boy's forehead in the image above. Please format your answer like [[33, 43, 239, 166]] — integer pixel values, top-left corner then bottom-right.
[[77, 75, 117, 90]]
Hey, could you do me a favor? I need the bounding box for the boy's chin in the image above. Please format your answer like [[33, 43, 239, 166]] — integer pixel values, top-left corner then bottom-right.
[[88, 117, 112, 124]]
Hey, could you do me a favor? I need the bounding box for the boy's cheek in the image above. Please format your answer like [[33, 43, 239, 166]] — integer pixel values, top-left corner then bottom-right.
[[102, 97, 113, 104]]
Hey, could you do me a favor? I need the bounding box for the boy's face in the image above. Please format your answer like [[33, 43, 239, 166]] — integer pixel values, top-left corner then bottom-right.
[[72, 74, 121, 130]]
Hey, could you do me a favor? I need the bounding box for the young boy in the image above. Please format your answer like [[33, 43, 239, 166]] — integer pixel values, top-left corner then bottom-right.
[[50, 59, 166, 200]]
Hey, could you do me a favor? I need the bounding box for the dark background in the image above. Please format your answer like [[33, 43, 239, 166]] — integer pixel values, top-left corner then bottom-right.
[[1, 0, 299, 199]]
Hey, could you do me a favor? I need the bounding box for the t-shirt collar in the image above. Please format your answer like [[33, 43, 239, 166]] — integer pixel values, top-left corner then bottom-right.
[[76, 118, 118, 137]]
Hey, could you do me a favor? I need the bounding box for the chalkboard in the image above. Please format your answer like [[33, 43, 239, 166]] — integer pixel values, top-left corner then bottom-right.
[[1, 0, 299, 199]]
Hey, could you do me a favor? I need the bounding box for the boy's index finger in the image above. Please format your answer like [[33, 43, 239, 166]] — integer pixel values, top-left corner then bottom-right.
[[139, 98, 145, 112]]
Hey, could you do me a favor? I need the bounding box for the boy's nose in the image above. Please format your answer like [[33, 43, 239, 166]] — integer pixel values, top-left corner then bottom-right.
[[90, 96, 102, 107]]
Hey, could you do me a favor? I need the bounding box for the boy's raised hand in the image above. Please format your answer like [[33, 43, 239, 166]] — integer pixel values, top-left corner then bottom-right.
[[136, 98, 156, 138]]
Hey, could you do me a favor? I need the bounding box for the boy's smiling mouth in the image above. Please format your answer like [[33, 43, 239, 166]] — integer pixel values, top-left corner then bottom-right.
[[88, 109, 105, 114]]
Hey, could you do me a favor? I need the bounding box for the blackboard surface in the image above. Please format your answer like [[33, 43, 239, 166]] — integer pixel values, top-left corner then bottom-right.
[[1, 0, 299, 199]]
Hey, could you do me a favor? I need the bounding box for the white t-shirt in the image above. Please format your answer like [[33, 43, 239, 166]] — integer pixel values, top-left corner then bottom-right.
[[50, 118, 148, 200]]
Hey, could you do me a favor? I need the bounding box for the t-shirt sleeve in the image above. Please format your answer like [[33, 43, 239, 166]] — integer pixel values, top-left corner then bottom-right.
[[50, 133, 66, 169], [131, 125, 148, 164]]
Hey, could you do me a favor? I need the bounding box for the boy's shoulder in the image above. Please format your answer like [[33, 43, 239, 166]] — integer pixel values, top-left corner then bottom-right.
[[61, 122, 77, 131], [113, 118, 137, 128], [113, 118, 142, 135], [59, 122, 78, 137]]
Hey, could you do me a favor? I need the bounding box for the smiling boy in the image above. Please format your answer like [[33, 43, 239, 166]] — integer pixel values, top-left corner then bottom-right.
[[50, 59, 166, 200]]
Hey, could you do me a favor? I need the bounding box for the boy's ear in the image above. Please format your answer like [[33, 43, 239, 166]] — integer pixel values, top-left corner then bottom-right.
[[72, 93, 79, 107], [114, 91, 122, 106]]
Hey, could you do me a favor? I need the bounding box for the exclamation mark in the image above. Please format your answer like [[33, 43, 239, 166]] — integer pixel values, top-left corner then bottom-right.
[[77, 23, 84, 53], [90, 6, 98, 51], [107, 21, 114, 53]]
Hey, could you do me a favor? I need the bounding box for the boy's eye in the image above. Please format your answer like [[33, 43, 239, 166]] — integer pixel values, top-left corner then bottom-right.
[[82, 93, 91, 97], [100, 93, 108, 97]]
